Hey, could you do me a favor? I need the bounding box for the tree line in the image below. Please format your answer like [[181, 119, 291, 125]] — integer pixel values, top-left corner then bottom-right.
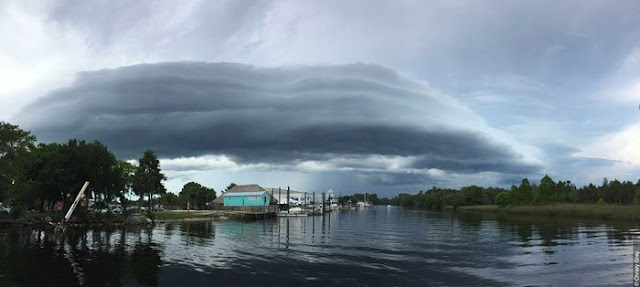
[[384, 175, 640, 210], [0, 121, 217, 214], [155, 181, 219, 210]]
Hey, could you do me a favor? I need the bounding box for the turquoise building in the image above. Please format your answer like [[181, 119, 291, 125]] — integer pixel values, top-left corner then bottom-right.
[[222, 191, 270, 207]]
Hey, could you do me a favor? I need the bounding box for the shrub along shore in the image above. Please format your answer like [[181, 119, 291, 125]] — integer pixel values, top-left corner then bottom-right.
[[458, 204, 640, 222], [0, 210, 259, 228]]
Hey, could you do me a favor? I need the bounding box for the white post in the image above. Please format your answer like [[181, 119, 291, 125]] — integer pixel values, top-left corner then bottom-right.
[[64, 181, 90, 222]]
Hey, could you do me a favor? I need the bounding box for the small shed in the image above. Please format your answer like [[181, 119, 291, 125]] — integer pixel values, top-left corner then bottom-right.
[[223, 191, 270, 207]]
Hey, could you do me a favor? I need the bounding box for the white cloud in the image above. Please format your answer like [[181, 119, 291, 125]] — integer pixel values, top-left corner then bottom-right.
[[474, 74, 549, 93], [575, 123, 640, 167]]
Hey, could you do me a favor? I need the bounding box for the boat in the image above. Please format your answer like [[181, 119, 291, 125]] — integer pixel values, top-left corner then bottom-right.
[[278, 211, 308, 217], [278, 206, 308, 217]]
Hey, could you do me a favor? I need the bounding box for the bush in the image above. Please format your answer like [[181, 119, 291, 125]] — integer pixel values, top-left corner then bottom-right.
[[9, 206, 24, 219], [495, 191, 511, 207], [145, 211, 156, 222], [70, 205, 89, 223]]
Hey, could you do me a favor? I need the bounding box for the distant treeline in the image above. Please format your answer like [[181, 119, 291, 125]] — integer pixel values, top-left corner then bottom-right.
[[382, 175, 640, 210]]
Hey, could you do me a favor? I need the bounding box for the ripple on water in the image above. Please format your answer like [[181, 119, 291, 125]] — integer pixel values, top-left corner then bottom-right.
[[0, 208, 638, 286]]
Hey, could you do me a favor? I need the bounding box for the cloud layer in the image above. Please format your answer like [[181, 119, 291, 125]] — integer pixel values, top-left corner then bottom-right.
[[19, 62, 540, 185]]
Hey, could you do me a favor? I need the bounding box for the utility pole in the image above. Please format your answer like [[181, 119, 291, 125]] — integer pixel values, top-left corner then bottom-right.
[[287, 186, 290, 214]]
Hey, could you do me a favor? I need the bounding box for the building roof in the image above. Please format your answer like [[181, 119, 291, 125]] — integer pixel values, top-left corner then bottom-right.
[[212, 184, 277, 204], [223, 191, 267, 197], [265, 187, 305, 196], [227, 184, 266, 193]]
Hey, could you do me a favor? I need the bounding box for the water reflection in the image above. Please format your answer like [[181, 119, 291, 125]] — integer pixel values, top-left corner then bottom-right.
[[0, 226, 163, 286], [0, 209, 638, 286]]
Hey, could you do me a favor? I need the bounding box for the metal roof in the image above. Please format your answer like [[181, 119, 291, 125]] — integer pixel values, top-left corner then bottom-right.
[[227, 184, 266, 193], [222, 191, 267, 197]]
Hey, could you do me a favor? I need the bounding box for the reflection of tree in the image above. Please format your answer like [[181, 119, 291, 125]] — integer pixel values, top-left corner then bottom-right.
[[165, 223, 176, 237], [131, 243, 162, 286], [494, 214, 580, 249], [605, 223, 634, 245], [0, 226, 164, 286], [179, 221, 215, 245], [514, 224, 533, 244], [456, 211, 483, 230], [495, 215, 535, 245]]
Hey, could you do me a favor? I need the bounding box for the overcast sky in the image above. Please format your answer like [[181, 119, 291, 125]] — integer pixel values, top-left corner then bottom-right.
[[1, 1, 639, 196]]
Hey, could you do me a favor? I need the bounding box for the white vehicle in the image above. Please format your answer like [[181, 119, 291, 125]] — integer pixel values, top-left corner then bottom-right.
[[0, 203, 10, 214]]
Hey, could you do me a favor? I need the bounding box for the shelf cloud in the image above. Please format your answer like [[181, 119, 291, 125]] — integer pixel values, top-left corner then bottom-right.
[[19, 62, 540, 185]]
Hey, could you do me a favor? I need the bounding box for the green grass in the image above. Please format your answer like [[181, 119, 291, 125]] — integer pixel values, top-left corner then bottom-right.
[[457, 205, 501, 213], [459, 204, 640, 221]]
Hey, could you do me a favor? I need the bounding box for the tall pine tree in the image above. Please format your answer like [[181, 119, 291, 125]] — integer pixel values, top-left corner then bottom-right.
[[133, 149, 166, 210]]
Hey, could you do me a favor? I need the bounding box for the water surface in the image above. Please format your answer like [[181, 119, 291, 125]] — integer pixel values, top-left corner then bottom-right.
[[0, 207, 637, 286]]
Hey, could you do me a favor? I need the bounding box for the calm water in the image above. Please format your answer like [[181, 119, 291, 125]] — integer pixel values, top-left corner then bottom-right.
[[0, 207, 638, 286]]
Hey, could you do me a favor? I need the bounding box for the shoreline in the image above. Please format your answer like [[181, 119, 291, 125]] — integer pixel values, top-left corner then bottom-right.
[[458, 203, 640, 222], [0, 210, 275, 228]]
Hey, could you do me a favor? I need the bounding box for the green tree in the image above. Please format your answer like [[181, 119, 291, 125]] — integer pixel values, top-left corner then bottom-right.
[[132, 150, 166, 210], [179, 182, 216, 209], [71, 140, 125, 207], [495, 191, 512, 206], [512, 178, 534, 205], [0, 122, 36, 202], [23, 140, 125, 211], [538, 175, 557, 204], [116, 160, 136, 206], [157, 192, 179, 209], [225, 183, 237, 192]]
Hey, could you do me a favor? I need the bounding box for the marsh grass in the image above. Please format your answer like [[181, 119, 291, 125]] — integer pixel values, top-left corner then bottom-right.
[[459, 204, 640, 221]]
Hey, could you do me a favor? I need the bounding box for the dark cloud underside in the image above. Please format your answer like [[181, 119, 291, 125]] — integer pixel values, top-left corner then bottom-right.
[[20, 62, 540, 176]]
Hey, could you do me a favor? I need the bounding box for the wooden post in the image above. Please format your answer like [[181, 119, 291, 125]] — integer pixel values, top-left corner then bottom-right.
[[64, 181, 90, 222]]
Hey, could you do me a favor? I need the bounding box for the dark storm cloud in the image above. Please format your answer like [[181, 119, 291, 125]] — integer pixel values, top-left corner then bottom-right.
[[19, 62, 540, 175]]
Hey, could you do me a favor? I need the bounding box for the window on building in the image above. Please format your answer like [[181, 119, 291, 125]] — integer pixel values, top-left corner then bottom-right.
[[248, 196, 258, 200]]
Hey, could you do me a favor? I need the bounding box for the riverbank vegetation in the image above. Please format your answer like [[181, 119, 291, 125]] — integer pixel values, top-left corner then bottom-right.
[[381, 175, 640, 221], [0, 121, 218, 222], [386, 175, 640, 210]]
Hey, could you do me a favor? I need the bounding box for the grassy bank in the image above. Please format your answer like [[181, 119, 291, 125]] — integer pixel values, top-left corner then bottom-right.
[[459, 204, 640, 221]]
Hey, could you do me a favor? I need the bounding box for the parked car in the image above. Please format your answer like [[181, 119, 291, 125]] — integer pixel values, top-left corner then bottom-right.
[[0, 203, 12, 214]]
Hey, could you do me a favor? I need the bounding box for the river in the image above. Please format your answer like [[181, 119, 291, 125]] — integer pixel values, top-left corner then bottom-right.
[[0, 207, 636, 286]]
